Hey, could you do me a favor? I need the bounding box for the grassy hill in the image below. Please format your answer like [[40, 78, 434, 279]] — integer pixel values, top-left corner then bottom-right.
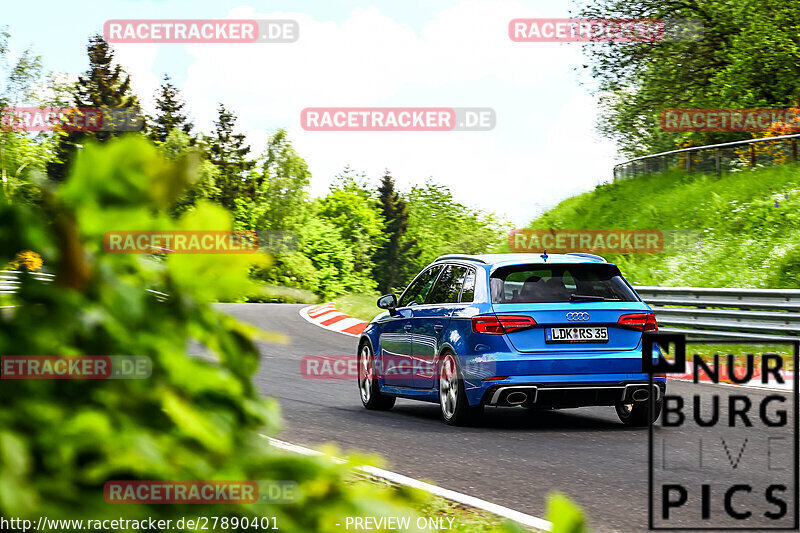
[[521, 164, 800, 288]]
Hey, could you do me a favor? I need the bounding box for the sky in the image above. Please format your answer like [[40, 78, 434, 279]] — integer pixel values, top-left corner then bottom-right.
[[3, 0, 619, 226]]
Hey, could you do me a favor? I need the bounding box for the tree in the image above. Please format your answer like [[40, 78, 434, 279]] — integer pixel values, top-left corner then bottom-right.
[[160, 129, 220, 216], [579, 0, 800, 156], [151, 74, 193, 144], [0, 28, 49, 204], [256, 129, 310, 231], [316, 167, 385, 274], [372, 172, 417, 294], [47, 34, 140, 181], [404, 181, 507, 273], [207, 103, 253, 210]]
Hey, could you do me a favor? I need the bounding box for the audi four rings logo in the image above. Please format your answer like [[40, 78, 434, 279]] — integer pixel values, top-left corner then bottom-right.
[[566, 312, 590, 321]]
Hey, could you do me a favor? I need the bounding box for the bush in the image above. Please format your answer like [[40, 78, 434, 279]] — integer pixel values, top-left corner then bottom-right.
[[0, 137, 429, 530]]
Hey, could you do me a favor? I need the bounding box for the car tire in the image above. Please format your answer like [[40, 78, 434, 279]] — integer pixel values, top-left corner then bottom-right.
[[358, 341, 396, 410], [615, 399, 662, 426], [439, 352, 483, 426]]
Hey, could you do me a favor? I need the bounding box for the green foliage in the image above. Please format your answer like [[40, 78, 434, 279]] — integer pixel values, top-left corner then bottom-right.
[[252, 251, 320, 295], [0, 29, 50, 206], [546, 493, 589, 533], [207, 103, 254, 210], [256, 129, 311, 231], [298, 217, 375, 298], [0, 136, 433, 530], [151, 74, 194, 144], [404, 181, 509, 279], [526, 164, 800, 288], [373, 172, 417, 293], [316, 168, 386, 273], [579, 0, 800, 156], [162, 129, 221, 216], [47, 34, 140, 181]]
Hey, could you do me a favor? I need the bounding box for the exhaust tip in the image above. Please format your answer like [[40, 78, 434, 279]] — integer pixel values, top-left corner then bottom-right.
[[506, 391, 528, 405], [632, 389, 649, 402]]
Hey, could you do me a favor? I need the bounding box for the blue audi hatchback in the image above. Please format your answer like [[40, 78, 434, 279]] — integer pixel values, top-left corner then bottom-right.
[[357, 253, 665, 426]]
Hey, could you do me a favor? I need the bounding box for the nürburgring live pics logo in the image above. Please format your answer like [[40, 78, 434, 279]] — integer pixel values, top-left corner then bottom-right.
[[643, 332, 799, 530]]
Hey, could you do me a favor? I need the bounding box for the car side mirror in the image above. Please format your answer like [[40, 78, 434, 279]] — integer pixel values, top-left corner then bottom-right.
[[377, 294, 398, 315]]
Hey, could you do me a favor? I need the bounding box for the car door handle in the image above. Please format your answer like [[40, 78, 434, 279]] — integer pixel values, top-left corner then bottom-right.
[[434, 324, 443, 332], [404, 324, 413, 331]]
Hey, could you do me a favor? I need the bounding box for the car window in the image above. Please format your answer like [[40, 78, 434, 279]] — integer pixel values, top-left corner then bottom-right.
[[399, 265, 442, 307], [460, 268, 476, 302], [427, 265, 468, 304], [562, 270, 577, 291], [490, 264, 637, 303]]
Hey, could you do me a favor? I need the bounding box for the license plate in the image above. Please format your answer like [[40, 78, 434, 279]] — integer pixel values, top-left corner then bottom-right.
[[545, 326, 608, 343]]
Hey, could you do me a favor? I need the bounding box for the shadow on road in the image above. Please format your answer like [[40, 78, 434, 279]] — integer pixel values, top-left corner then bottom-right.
[[387, 402, 642, 432]]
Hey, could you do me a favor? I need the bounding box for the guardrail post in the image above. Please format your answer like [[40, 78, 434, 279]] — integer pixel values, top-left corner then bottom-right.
[[749, 143, 756, 167], [714, 148, 720, 175], [686, 152, 692, 173], [793, 139, 797, 162]]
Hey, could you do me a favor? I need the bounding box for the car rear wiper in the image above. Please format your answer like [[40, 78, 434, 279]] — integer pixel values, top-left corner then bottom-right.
[[569, 294, 606, 302]]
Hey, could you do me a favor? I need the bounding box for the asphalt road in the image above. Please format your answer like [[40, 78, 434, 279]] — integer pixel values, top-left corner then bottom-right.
[[218, 303, 798, 532]]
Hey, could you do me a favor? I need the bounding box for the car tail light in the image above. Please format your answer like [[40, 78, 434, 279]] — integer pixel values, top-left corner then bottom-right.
[[472, 315, 536, 334], [483, 376, 508, 381], [618, 312, 658, 331]]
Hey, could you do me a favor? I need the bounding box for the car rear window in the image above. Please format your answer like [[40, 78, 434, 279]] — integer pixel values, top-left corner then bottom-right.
[[490, 264, 638, 303]]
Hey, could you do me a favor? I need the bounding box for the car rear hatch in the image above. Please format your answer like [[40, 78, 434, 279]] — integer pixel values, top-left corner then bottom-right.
[[489, 262, 653, 373], [492, 302, 650, 353]]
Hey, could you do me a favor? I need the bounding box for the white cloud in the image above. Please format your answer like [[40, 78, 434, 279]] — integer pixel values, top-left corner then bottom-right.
[[113, 1, 619, 226], [112, 42, 159, 111]]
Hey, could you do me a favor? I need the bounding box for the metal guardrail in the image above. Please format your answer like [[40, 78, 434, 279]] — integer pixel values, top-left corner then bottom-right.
[[613, 133, 800, 180], [145, 289, 169, 302], [2, 270, 794, 341], [0, 270, 168, 302], [0, 270, 55, 293], [634, 286, 800, 342]]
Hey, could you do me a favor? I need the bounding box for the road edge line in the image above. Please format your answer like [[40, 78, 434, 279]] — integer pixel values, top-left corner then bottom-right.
[[261, 434, 552, 532]]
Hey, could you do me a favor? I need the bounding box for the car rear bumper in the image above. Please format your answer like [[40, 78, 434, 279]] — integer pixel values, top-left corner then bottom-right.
[[475, 377, 666, 407]]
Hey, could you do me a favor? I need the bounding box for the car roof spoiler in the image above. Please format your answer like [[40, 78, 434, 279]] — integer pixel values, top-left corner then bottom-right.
[[565, 252, 607, 262], [434, 254, 488, 264]]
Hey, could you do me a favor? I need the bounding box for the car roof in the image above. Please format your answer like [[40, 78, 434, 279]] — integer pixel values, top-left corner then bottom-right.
[[433, 253, 613, 269]]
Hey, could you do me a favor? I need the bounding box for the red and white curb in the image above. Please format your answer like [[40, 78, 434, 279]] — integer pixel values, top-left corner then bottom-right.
[[300, 303, 368, 336], [261, 434, 552, 531], [669, 362, 795, 392]]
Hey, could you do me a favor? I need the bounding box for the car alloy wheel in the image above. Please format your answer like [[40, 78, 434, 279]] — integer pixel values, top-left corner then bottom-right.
[[438, 352, 483, 425], [357, 341, 396, 411], [439, 354, 458, 420], [358, 343, 372, 404]]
